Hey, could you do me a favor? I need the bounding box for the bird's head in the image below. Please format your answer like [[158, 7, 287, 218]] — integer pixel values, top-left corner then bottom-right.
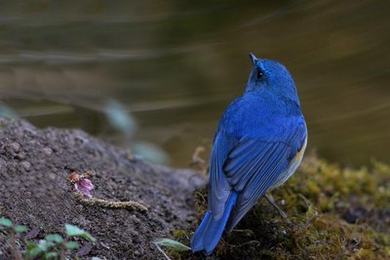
[[246, 53, 300, 106]]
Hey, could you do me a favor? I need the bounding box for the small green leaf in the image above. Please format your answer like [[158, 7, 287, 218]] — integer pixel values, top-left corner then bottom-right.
[[27, 247, 43, 258], [154, 238, 191, 252], [0, 217, 13, 227], [64, 224, 84, 236], [45, 234, 64, 244], [14, 225, 28, 233], [65, 224, 96, 242], [44, 251, 58, 259], [37, 239, 55, 251], [65, 241, 79, 250], [26, 242, 43, 258]]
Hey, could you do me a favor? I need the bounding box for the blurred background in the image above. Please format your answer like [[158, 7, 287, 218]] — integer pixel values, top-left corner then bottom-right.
[[0, 0, 389, 167]]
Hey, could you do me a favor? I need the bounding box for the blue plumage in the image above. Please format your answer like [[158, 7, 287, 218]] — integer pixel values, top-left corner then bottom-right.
[[191, 192, 238, 254], [191, 53, 307, 254]]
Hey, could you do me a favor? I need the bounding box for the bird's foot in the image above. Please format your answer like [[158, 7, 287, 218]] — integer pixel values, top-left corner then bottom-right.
[[264, 193, 291, 223]]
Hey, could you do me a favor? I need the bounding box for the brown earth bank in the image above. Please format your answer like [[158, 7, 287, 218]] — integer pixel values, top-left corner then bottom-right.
[[0, 118, 206, 259]]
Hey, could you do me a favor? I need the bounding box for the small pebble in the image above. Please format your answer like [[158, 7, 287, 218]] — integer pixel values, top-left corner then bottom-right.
[[75, 205, 84, 211], [9, 142, 21, 153], [21, 161, 31, 171], [42, 147, 53, 156], [15, 152, 26, 160]]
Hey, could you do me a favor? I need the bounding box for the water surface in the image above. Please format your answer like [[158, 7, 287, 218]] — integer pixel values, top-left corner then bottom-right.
[[0, 0, 389, 166]]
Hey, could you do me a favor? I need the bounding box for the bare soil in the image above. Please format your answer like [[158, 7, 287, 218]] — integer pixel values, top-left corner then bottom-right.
[[0, 119, 205, 259]]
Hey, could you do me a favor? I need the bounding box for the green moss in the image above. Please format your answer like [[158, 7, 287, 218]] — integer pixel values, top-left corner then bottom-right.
[[177, 155, 390, 259]]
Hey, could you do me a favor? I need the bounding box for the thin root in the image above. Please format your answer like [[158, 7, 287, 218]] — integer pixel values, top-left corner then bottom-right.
[[153, 242, 172, 260]]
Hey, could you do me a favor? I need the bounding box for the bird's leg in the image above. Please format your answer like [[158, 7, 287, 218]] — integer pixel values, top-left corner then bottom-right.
[[264, 193, 288, 219]]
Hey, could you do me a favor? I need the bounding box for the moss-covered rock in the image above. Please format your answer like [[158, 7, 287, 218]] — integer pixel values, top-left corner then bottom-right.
[[173, 155, 390, 259]]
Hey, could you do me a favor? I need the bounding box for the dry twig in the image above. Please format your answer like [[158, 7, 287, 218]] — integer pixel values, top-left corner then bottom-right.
[[74, 193, 148, 212]]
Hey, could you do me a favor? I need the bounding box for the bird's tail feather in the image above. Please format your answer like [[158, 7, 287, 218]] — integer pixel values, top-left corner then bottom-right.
[[191, 192, 237, 255]]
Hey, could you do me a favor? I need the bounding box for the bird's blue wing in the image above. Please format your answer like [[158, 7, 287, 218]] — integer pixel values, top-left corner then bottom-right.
[[208, 116, 306, 226], [223, 120, 307, 231], [224, 140, 291, 230]]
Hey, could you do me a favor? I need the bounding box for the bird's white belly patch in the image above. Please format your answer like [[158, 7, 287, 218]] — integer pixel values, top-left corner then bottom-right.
[[270, 136, 307, 189]]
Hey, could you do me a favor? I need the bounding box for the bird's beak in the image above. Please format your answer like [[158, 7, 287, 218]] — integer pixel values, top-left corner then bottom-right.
[[249, 52, 258, 66]]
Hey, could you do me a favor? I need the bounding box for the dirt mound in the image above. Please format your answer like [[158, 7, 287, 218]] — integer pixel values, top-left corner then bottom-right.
[[0, 119, 205, 259]]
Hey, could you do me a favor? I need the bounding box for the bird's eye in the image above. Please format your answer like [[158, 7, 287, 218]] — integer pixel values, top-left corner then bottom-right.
[[257, 70, 264, 79]]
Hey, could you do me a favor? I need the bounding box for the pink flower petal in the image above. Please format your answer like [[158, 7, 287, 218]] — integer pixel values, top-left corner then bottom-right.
[[74, 178, 94, 198]]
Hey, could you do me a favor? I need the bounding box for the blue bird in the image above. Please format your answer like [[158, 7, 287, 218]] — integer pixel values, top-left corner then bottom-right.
[[191, 53, 307, 255]]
